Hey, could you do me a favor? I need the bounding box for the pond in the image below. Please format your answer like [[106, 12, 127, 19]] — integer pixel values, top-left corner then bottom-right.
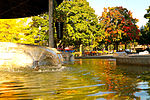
[[0, 59, 150, 99]]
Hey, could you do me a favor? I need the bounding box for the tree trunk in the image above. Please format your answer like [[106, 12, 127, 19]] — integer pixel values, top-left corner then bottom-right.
[[114, 42, 119, 52], [105, 44, 108, 51], [49, 0, 54, 48], [125, 43, 127, 49]]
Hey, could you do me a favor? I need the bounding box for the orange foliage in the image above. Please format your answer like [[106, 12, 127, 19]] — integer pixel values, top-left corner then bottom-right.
[[99, 6, 140, 44]]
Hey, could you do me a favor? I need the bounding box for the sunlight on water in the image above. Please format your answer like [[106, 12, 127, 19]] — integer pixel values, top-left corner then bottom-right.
[[0, 59, 150, 99]]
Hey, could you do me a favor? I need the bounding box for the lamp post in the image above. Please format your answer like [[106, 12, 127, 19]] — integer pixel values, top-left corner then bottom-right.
[[49, 0, 54, 48]]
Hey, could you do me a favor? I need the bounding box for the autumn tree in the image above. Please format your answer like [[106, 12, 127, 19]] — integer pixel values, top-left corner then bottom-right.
[[99, 6, 140, 51]]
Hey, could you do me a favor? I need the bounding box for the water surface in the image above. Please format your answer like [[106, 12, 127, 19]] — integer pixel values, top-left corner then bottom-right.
[[0, 59, 150, 100]]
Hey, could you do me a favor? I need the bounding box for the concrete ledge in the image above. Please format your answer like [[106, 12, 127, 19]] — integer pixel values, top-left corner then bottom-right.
[[116, 54, 150, 66]]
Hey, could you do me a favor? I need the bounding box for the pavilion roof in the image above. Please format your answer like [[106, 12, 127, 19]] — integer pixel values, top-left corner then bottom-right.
[[0, 0, 63, 19]]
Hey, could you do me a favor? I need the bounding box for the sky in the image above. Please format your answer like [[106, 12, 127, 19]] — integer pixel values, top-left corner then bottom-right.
[[86, 0, 150, 27]]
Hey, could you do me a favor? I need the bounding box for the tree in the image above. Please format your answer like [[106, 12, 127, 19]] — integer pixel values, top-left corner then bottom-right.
[[99, 6, 140, 51], [26, 0, 63, 46], [138, 6, 150, 45], [56, 0, 101, 48], [0, 18, 31, 44], [144, 6, 150, 22], [28, 14, 49, 45], [27, 0, 102, 48], [137, 25, 150, 45]]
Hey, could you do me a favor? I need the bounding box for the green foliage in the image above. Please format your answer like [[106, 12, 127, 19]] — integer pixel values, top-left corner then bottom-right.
[[137, 25, 150, 45], [28, 14, 49, 45], [144, 6, 150, 22], [138, 6, 150, 45], [0, 18, 32, 44], [26, 0, 102, 47], [56, 0, 101, 47]]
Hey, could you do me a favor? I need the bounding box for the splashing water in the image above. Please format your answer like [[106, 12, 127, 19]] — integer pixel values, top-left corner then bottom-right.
[[0, 42, 63, 71]]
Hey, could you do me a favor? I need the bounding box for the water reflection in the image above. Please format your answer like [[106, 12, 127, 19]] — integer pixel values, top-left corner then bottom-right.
[[67, 59, 148, 99], [1, 59, 150, 99]]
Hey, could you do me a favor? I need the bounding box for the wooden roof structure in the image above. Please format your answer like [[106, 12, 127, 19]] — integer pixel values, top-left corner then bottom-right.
[[0, 0, 63, 19]]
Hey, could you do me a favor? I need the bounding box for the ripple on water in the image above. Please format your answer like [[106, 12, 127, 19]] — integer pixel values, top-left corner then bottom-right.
[[0, 65, 66, 72], [1, 59, 149, 99]]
